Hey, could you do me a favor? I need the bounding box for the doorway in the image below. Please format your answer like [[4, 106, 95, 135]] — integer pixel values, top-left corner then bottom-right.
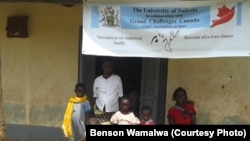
[[78, 27, 168, 124], [79, 55, 168, 124], [95, 56, 142, 117]]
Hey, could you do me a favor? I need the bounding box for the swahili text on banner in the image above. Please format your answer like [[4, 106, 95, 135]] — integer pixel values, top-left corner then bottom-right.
[[82, 0, 250, 59]]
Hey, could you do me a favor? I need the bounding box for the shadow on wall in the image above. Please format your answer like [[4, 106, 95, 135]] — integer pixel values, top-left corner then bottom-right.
[[5, 124, 67, 141]]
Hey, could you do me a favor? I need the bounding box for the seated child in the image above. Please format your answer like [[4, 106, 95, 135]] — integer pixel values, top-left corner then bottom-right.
[[110, 96, 140, 125]]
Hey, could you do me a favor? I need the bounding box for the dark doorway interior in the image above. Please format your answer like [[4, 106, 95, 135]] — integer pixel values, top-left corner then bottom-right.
[[95, 56, 142, 117]]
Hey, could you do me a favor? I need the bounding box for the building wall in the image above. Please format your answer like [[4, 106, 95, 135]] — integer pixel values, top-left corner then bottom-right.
[[0, 3, 82, 129], [166, 57, 250, 124]]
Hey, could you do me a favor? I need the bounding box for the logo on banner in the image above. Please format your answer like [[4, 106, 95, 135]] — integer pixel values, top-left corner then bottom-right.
[[99, 6, 120, 27], [151, 30, 180, 53], [211, 5, 235, 28]]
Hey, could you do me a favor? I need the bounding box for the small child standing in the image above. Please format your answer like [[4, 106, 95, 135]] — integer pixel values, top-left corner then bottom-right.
[[140, 105, 156, 125], [62, 83, 92, 141], [110, 96, 140, 125]]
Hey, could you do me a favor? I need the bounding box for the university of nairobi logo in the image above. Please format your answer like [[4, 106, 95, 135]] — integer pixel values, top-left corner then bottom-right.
[[99, 6, 120, 27]]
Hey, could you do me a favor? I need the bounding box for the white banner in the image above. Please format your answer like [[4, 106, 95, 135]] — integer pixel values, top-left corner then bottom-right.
[[82, 0, 250, 58]]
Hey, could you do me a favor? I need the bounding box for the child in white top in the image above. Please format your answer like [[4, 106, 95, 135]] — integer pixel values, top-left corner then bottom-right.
[[110, 96, 140, 125]]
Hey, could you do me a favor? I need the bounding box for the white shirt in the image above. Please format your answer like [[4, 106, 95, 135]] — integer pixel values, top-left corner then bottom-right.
[[110, 111, 140, 125], [93, 74, 123, 112]]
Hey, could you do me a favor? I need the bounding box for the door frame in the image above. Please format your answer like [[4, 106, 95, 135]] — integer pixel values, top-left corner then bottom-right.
[[79, 55, 168, 124], [140, 58, 168, 124]]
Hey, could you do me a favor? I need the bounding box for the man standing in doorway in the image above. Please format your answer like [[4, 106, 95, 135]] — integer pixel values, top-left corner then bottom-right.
[[92, 57, 123, 124]]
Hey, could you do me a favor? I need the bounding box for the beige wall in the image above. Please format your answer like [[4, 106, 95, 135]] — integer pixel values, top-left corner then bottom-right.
[[166, 57, 250, 124], [0, 3, 82, 127]]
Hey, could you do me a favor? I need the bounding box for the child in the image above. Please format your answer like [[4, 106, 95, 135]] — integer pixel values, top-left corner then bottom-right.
[[140, 105, 156, 125], [62, 83, 92, 141], [110, 96, 140, 125]]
